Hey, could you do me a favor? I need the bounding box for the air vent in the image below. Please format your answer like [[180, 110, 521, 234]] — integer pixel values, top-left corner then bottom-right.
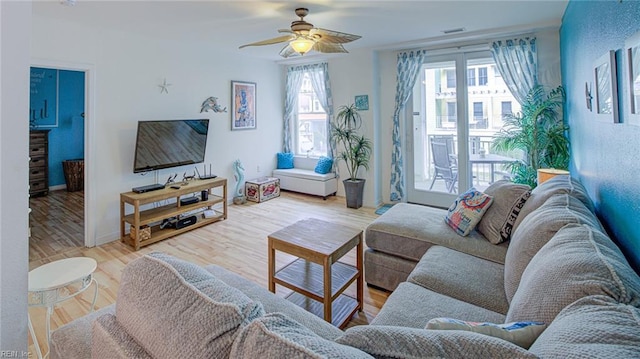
[[442, 27, 466, 34]]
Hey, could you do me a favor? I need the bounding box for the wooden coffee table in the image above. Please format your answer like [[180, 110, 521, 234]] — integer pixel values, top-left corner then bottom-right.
[[268, 218, 363, 328]]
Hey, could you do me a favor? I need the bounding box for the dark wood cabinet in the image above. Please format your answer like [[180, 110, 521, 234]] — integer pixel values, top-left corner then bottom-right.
[[29, 130, 50, 197]]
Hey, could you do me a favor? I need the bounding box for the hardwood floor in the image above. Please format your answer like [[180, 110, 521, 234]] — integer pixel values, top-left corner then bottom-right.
[[29, 190, 84, 262], [27, 190, 390, 356]]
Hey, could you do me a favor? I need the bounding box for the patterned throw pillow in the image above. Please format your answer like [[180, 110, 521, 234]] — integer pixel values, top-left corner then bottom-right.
[[276, 152, 294, 169], [445, 188, 493, 236], [426, 318, 546, 349], [477, 180, 531, 244], [314, 156, 333, 174]]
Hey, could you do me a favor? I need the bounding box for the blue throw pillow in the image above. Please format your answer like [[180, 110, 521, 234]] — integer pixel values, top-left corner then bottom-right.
[[276, 152, 294, 169], [314, 156, 333, 174]]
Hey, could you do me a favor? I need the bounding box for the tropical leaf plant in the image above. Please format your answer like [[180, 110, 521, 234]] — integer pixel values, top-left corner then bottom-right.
[[330, 104, 373, 181], [491, 85, 569, 188]]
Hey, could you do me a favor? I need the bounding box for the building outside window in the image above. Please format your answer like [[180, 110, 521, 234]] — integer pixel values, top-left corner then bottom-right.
[[478, 67, 488, 86], [446, 69, 456, 88], [296, 73, 328, 157], [468, 68, 476, 86]]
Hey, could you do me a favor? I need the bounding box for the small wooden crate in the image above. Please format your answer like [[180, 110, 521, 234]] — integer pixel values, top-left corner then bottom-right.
[[245, 177, 280, 203], [130, 225, 151, 241]]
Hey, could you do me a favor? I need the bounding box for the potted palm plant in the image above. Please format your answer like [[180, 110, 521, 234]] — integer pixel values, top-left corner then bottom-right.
[[492, 85, 570, 188], [331, 104, 372, 208]]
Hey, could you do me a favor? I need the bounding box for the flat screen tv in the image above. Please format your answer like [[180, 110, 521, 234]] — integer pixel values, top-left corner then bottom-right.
[[133, 119, 209, 173]]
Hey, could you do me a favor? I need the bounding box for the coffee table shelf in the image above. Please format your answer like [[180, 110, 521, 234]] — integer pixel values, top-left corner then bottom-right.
[[274, 258, 359, 302], [285, 292, 359, 328]]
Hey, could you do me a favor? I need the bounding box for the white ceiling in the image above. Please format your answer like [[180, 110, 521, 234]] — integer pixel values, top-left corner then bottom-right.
[[32, 0, 569, 62]]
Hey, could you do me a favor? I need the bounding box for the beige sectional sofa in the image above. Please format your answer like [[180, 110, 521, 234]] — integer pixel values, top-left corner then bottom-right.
[[50, 176, 640, 358]]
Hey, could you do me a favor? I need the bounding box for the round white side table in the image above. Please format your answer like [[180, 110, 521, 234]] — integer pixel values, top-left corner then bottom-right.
[[28, 257, 99, 359]]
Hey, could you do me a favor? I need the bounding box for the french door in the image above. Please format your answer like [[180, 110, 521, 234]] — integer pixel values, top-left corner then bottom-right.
[[406, 51, 519, 207]]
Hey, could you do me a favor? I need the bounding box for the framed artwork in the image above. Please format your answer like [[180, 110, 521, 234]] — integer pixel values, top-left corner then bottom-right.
[[231, 80, 256, 130], [593, 50, 619, 123], [626, 31, 640, 125], [355, 94, 369, 111]]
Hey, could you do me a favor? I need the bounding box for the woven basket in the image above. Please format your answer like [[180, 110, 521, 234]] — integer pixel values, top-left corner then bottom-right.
[[130, 225, 151, 241]]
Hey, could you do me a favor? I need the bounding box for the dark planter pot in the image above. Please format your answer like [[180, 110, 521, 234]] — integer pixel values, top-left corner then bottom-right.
[[343, 179, 365, 209]]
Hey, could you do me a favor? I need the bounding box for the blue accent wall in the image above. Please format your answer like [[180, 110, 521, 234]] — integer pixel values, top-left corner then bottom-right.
[[51, 70, 85, 187], [561, 0, 640, 272]]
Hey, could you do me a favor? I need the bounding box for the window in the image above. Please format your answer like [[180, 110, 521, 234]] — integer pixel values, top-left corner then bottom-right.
[[295, 72, 328, 157], [478, 67, 488, 86], [467, 68, 476, 86], [446, 69, 456, 88], [501, 101, 512, 118], [473, 102, 483, 119]]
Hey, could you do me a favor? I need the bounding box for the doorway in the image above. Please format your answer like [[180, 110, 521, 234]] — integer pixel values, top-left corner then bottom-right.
[[29, 59, 96, 260], [406, 51, 520, 207]]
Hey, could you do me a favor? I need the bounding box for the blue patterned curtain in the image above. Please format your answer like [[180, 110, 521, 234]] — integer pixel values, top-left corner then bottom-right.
[[490, 37, 538, 104], [283, 63, 333, 155], [390, 50, 427, 202]]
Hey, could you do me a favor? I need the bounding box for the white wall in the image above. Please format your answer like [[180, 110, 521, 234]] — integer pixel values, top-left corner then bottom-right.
[[327, 48, 379, 208], [0, 1, 31, 352], [31, 15, 283, 244]]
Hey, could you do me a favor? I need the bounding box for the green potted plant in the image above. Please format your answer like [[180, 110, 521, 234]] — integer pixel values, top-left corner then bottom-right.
[[330, 104, 373, 208], [492, 85, 570, 188]]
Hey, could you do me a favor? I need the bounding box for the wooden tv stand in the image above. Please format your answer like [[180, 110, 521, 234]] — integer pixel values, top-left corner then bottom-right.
[[120, 177, 227, 250]]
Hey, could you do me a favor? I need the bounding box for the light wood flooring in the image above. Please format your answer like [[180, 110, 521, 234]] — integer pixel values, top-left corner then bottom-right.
[[27, 190, 390, 356], [29, 190, 85, 262]]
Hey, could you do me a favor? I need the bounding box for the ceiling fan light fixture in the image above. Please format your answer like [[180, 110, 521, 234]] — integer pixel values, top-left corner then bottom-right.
[[290, 37, 315, 55]]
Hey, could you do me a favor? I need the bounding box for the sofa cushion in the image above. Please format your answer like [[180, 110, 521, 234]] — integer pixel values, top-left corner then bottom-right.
[[366, 203, 508, 265], [529, 295, 640, 357], [504, 194, 604, 302], [426, 318, 545, 349], [314, 156, 333, 174], [506, 224, 640, 325], [116, 252, 265, 359], [407, 246, 509, 314], [445, 188, 494, 236], [50, 305, 115, 359], [272, 168, 336, 181], [229, 312, 373, 358], [336, 325, 537, 359], [92, 314, 152, 359], [371, 282, 505, 328], [512, 175, 594, 234], [477, 180, 531, 244], [204, 264, 344, 341], [276, 152, 294, 169]]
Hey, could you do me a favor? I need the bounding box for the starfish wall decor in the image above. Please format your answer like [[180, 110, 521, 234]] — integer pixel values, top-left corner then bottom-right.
[[158, 78, 172, 94]]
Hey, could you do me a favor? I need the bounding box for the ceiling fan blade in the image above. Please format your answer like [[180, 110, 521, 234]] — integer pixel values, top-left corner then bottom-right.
[[313, 41, 348, 54], [277, 29, 294, 34], [239, 35, 293, 49], [279, 44, 301, 58], [310, 28, 361, 44]]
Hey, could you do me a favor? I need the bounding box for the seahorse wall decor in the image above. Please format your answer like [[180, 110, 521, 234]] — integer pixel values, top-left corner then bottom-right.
[[233, 159, 246, 204]]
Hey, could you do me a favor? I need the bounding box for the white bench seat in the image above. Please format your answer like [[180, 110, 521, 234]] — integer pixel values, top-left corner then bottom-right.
[[272, 157, 338, 200]]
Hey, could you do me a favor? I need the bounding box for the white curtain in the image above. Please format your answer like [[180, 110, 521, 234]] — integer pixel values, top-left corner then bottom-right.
[[490, 37, 538, 104], [283, 67, 304, 153], [283, 63, 333, 154], [390, 50, 427, 202]]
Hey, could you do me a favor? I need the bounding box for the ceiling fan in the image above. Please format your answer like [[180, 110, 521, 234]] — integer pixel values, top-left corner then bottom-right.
[[239, 8, 361, 58]]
